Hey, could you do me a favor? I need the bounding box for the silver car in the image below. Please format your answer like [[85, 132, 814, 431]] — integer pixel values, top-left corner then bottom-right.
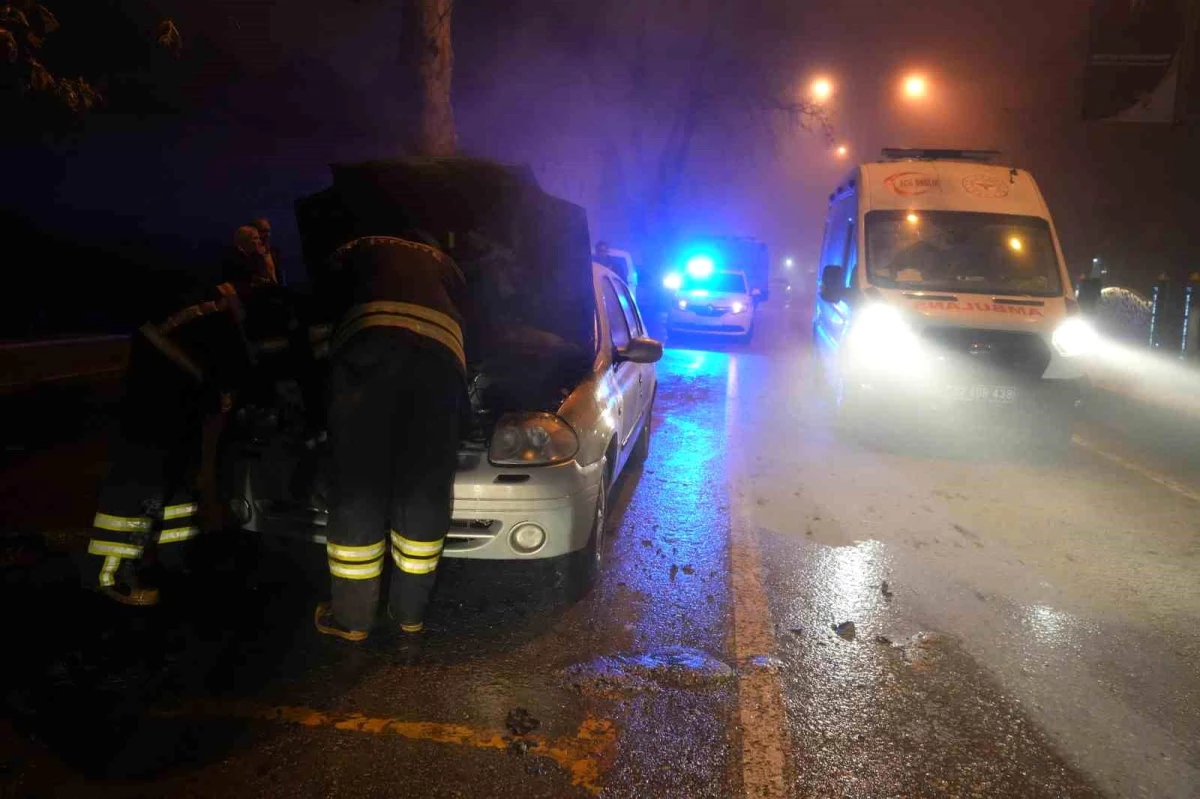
[[233, 263, 660, 568]]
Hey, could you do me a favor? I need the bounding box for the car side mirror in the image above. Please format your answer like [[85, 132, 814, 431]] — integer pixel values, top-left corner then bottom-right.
[[616, 337, 664, 364], [819, 264, 845, 303], [1076, 277, 1102, 314]]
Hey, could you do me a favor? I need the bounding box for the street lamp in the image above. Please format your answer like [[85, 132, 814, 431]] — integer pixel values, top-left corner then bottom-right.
[[785, 257, 794, 268], [903, 74, 927, 99], [835, 144, 848, 158], [811, 77, 833, 103]]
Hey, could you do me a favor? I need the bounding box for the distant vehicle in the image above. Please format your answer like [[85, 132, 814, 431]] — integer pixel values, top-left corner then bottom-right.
[[665, 259, 756, 343], [665, 236, 769, 303], [595, 247, 639, 298], [811, 148, 1094, 451]]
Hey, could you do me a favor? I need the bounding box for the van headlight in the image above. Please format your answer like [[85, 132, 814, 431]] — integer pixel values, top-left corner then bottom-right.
[[731, 301, 746, 314], [1052, 317, 1098, 357], [489, 412, 579, 466], [847, 304, 919, 365]]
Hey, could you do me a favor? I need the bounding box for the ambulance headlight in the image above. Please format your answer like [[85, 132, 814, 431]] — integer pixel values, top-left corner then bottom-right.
[[1052, 317, 1098, 357], [663, 272, 683, 291], [847, 304, 919, 364], [731, 301, 746, 314]]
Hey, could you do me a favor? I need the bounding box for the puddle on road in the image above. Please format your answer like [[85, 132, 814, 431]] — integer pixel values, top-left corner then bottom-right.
[[564, 646, 734, 699]]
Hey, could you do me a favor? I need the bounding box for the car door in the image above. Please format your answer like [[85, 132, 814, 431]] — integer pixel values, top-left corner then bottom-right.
[[599, 275, 639, 450], [610, 276, 655, 429]]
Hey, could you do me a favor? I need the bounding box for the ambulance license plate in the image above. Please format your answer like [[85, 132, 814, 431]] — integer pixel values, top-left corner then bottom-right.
[[944, 384, 1017, 404]]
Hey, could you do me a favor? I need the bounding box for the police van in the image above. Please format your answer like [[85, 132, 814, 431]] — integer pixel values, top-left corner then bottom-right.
[[811, 149, 1095, 449]]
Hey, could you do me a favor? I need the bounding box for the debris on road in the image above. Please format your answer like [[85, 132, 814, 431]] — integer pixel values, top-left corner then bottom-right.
[[504, 707, 540, 736], [681, 564, 695, 575], [881, 581, 893, 599], [565, 647, 734, 698], [669, 564, 679, 580], [875, 635, 892, 646], [832, 621, 857, 641], [507, 739, 534, 757]]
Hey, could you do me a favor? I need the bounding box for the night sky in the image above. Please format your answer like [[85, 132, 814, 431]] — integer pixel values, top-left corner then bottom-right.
[[4, 0, 1199, 336]]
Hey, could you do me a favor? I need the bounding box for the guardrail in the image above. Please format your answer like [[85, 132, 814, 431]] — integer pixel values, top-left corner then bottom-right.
[[0, 335, 130, 394]]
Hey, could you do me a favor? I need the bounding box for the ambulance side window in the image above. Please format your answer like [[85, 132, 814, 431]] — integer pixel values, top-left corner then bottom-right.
[[842, 219, 858, 288], [817, 219, 833, 284]]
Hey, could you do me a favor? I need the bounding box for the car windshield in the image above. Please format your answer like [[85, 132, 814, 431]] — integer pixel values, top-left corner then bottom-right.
[[865, 211, 1063, 296], [681, 272, 747, 294]]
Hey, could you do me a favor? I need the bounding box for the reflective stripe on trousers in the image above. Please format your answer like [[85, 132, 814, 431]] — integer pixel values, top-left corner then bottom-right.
[[390, 530, 444, 575], [327, 540, 386, 580], [158, 501, 201, 545]]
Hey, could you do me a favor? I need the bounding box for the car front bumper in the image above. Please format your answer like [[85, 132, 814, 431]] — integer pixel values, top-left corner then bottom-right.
[[237, 449, 604, 561], [668, 309, 752, 335]]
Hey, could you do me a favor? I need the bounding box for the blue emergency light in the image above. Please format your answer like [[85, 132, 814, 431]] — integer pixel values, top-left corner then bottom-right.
[[686, 255, 715, 278]]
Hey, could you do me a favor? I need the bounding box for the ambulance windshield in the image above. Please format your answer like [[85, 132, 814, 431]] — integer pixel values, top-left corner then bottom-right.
[[866, 211, 1062, 297]]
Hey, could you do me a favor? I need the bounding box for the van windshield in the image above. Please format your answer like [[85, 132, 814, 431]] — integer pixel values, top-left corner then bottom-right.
[[865, 211, 1063, 297]]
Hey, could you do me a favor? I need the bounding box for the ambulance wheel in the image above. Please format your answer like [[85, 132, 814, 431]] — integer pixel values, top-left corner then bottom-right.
[[1032, 413, 1073, 461], [811, 326, 832, 400], [834, 378, 871, 440]]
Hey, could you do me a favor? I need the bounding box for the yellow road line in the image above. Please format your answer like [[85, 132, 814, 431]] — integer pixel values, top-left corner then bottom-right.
[[726, 355, 791, 798], [1073, 434, 1200, 504], [152, 701, 616, 794]]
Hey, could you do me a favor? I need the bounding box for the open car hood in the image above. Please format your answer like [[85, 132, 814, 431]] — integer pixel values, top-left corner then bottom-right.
[[295, 157, 597, 364]]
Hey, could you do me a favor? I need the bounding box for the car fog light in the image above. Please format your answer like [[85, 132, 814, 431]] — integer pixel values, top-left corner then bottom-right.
[[510, 522, 547, 554]]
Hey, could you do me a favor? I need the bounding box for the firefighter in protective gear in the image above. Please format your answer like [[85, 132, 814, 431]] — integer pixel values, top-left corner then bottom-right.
[[314, 234, 466, 641], [84, 256, 311, 606], [84, 281, 252, 605]]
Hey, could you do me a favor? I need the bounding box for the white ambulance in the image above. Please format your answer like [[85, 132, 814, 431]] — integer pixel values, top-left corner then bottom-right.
[[811, 149, 1096, 449]]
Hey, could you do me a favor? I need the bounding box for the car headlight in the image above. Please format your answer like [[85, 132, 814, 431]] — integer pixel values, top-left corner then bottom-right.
[[489, 412, 579, 466], [677, 299, 688, 310], [731, 301, 745, 314], [846, 304, 919, 363], [1052, 317, 1098, 357]]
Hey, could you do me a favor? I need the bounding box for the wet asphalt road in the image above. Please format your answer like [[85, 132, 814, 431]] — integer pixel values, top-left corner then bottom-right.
[[2, 296, 1199, 798]]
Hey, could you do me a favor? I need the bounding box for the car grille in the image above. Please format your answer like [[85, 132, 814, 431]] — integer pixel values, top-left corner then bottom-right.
[[690, 305, 729, 317], [920, 327, 1051, 378], [445, 519, 501, 552]]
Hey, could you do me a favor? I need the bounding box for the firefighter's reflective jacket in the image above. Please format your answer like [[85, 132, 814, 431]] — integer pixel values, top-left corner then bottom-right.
[[324, 236, 467, 375]]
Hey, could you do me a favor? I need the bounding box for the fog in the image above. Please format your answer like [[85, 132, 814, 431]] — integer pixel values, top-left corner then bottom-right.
[[4, 0, 1199, 302]]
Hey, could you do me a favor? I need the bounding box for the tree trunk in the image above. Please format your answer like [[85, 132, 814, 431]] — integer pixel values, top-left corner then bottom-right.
[[401, 0, 457, 157]]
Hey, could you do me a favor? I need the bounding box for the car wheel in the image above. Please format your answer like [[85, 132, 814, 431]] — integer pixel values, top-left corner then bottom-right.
[[555, 468, 608, 597], [631, 396, 654, 463]]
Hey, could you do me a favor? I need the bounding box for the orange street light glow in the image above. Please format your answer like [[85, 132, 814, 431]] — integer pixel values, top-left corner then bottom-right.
[[906, 213, 920, 224], [903, 75, 927, 98], [812, 78, 833, 102], [1009, 237, 1023, 251], [835, 144, 848, 157]]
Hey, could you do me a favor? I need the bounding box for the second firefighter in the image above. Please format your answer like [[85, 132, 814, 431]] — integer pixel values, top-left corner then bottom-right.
[[315, 234, 467, 641]]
